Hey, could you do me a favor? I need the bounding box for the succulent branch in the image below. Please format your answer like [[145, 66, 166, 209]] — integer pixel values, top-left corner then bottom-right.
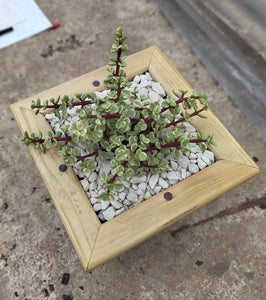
[[23, 26, 215, 200]]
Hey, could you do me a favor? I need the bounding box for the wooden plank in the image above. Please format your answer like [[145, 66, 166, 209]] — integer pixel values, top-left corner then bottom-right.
[[88, 159, 259, 271], [149, 47, 257, 167], [11, 106, 101, 269]]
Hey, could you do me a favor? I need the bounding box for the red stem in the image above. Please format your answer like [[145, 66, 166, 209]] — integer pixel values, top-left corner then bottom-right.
[[165, 108, 205, 128]]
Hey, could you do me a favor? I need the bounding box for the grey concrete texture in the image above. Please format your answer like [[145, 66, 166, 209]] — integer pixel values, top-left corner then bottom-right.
[[0, 0, 265, 299]]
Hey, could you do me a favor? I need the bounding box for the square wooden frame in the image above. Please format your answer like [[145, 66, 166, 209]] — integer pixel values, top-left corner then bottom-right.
[[11, 46, 259, 271]]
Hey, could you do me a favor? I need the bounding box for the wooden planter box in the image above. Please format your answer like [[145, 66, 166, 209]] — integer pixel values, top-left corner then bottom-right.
[[11, 46, 259, 271]]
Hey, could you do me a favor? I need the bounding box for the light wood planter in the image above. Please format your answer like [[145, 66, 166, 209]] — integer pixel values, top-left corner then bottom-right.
[[11, 46, 259, 271]]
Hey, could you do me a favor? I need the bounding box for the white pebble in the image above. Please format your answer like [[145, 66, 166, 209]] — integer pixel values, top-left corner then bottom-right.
[[170, 161, 178, 171], [159, 178, 169, 189], [116, 207, 125, 216], [102, 206, 116, 220], [154, 186, 162, 194], [89, 182, 97, 191], [80, 179, 89, 191], [119, 192, 126, 201], [181, 169, 187, 179], [149, 174, 159, 189], [93, 203, 102, 212], [203, 150, 215, 163], [101, 200, 110, 210], [145, 72, 152, 81], [197, 158, 207, 170], [123, 199, 131, 206], [138, 182, 147, 190], [178, 154, 190, 169], [167, 171, 179, 181], [133, 75, 140, 83], [188, 163, 199, 174], [151, 82, 165, 96], [88, 172, 98, 182], [149, 91, 159, 102], [189, 152, 198, 159], [128, 192, 137, 202], [144, 192, 151, 200], [139, 79, 149, 88], [131, 175, 147, 184], [89, 197, 98, 205], [111, 200, 124, 209]]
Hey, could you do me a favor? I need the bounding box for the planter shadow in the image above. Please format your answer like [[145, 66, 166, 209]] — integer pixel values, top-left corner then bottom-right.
[[11, 46, 259, 271]]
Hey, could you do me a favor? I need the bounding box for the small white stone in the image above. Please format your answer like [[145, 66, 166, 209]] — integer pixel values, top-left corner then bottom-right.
[[188, 163, 199, 173], [116, 207, 125, 216], [119, 192, 126, 201], [80, 179, 89, 191], [149, 174, 159, 189], [169, 180, 178, 185], [136, 189, 144, 196], [201, 154, 211, 165], [123, 199, 131, 206], [88, 172, 98, 182], [122, 181, 130, 189], [161, 172, 167, 179], [170, 161, 178, 170], [90, 191, 98, 198], [131, 175, 147, 184], [133, 75, 141, 83], [181, 168, 187, 179], [190, 145, 201, 153], [140, 74, 148, 81], [138, 88, 149, 96], [167, 171, 179, 181], [93, 203, 102, 211], [151, 82, 165, 96], [145, 72, 152, 81], [102, 206, 116, 220], [144, 191, 151, 200], [132, 184, 138, 190], [154, 186, 162, 194], [138, 182, 147, 190], [89, 182, 97, 191], [101, 200, 110, 210], [149, 90, 159, 102], [197, 158, 207, 169], [189, 152, 198, 159], [159, 178, 169, 189], [98, 213, 105, 222], [203, 150, 215, 163], [139, 79, 149, 88], [178, 154, 190, 169], [45, 113, 57, 121], [89, 197, 98, 205], [128, 192, 137, 202], [111, 200, 123, 209]]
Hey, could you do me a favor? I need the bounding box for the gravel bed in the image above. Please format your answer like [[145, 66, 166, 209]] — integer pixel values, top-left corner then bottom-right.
[[45, 72, 215, 222]]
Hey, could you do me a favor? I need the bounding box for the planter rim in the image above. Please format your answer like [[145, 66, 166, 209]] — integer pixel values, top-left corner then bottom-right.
[[11, 46, 259, 271]]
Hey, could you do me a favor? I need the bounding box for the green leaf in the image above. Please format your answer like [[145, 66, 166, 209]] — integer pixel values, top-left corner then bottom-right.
[[136, 149, 147, 161], [100, 192, 110, 201], [173, 148, 180, 160], [73, 146, 81, 156]]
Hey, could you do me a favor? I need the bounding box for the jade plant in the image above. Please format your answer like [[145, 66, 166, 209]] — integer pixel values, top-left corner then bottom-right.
[[22, 27, 214, 200]]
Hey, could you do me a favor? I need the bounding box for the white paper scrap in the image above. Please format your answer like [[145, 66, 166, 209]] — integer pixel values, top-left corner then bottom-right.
[[0, 0, 52, 49], [0, 0, 25, 31]]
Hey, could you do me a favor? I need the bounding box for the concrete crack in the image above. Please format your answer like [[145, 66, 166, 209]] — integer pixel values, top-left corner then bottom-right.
[[171, 196, 266, 237]]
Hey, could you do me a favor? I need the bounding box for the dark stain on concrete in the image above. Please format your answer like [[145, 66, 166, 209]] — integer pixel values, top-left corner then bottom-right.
[[244, 271, 255, 280], [171, 196, 266, 237], [41, 34, 82, 57], [208, 257, 231, 276]]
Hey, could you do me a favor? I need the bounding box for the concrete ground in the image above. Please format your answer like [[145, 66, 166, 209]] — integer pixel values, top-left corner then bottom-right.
[[0, 0, 265, 299]]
